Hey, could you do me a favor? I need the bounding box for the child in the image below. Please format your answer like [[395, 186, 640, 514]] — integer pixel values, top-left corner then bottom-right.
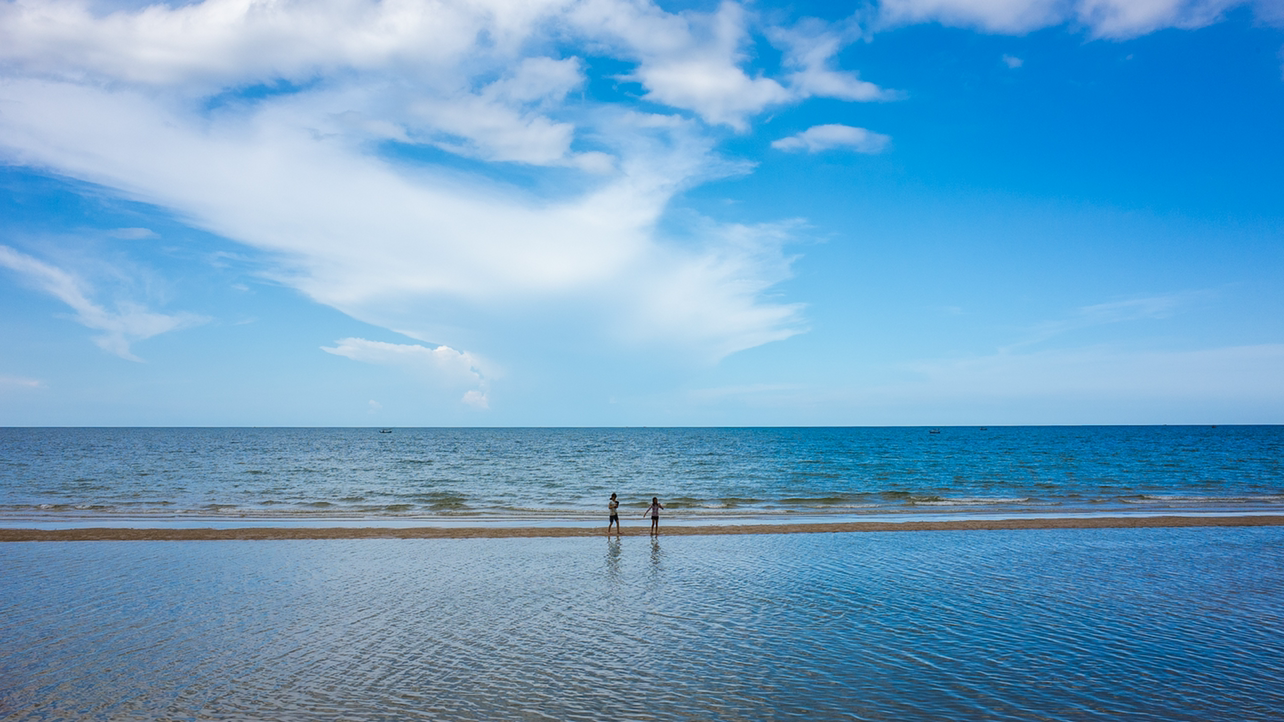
[[607, 493, 620, 534], [643, 496, 664, 535]]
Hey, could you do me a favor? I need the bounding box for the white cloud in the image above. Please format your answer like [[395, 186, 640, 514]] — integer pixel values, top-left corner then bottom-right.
[[572, 0, 792, 130], [573, 1, 897, 130], [0, 0, 575, 88], [618, 220, 807, 360], [109, 227, 158, 239], [771, 20, 902, 103], [0, 77, 803, 357], [322, 337, 491, 407], [322, 337, 489, 382], [1075, 0, 1240, 37], [1007, 292, 1199, 350], [1002, 54, 1024, 68], [0, 375, 45, 390], [0, 245, 205, 361], [772, 124, 891, 154], [880, 0, 1065, 33], [462, 390, 490, 409], [0, 0, 828, 367], [634, 57, 792, 131], [901, 344, 1284, 401], [687, 383, 803, 402], [409, 56, 594, 165], [878, 0, 1268, 37]]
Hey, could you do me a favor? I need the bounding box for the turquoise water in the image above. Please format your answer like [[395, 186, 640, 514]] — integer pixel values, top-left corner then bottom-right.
[[1, 426, 1281, 523], [2, 527, 1282, 720]]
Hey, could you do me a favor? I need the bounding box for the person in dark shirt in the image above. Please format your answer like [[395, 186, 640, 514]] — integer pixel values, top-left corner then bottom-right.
[[608, 492, 620, 534]]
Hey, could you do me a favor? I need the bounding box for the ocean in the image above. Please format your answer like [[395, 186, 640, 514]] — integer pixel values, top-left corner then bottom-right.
[[3, 426, 1282, 720], [1, 426, 1281, 525]]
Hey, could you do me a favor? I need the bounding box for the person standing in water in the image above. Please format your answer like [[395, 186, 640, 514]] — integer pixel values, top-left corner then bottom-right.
[[607, 493, 620, 535], [643, 496, 664, 535]]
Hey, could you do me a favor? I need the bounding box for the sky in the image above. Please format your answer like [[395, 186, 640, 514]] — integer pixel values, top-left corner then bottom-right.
[[0, 0, 1281, 426]]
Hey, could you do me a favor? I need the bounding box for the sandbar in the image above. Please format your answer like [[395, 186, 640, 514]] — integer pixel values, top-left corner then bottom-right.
[[2, 514, 1282, 541]]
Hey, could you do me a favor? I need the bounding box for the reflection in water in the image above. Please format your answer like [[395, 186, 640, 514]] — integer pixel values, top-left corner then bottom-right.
[[605, 536, 621, 582], [649, 536, 663, 572], [2, 530, 1283, 720]]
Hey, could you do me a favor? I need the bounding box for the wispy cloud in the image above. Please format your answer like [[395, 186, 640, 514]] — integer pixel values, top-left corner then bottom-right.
[[772, 124, 891, 154], [322, 337, 491, 408], [108, 227, 157, 240], [0, 0, 858, 363], [0, 245, 205, 361], [576, 2, 900, 131], [687, 383, 803, 402], [901, 344, 1284, 401], [771, 18, 904, 104], [879, 0, 1276, 38], [0, 375, 44, 390], [641, 342, 1284, 423], [1006, 293, 1199, 351]]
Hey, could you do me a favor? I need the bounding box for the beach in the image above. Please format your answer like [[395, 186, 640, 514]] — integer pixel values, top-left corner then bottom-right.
[[2, 512, 1282, 541]]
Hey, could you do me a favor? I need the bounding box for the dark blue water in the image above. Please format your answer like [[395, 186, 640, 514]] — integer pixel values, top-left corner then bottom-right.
[[1, 426, 1280, 522], [2, 528, 1282, 720]]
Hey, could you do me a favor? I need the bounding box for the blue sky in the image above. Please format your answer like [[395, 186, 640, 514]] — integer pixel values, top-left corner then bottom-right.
[[0, 0, 1281, 426]]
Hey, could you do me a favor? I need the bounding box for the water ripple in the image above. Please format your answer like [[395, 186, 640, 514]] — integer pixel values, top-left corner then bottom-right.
[[1, 528, 1282, 720]]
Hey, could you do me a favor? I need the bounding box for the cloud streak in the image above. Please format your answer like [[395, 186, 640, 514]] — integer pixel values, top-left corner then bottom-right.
[[0, 375, 45, 390], [878, 0, 1280, 38], [1005, 293, 1200, 351], [901, 343, 1284, 401], [322, 337, 491, 408], [773, 124, 892, 154], [0, 245, 205, 361]]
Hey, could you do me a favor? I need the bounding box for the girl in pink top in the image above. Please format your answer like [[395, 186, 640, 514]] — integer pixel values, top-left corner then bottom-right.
[[643, 496, 664, 535]]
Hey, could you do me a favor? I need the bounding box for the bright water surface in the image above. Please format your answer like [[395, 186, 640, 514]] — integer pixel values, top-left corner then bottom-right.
[[1, 427, 1282, 524], [2, 528, 1282, 720]]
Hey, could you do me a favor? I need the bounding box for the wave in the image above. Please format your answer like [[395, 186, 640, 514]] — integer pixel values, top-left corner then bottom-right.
[[1120, 495, 1284, 504], [5, 490, 1284, 522], [909, 497, 1032, 506]]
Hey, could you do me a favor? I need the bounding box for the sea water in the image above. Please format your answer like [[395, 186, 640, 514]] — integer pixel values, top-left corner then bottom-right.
[[2, 528, 1282, 720], [1, 426, 1281, 524]]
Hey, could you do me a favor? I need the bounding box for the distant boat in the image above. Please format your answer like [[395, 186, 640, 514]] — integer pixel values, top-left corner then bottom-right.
[[979, 427, 988, 431], [929, 429, 941, 434], [379, 429, 393, 434]]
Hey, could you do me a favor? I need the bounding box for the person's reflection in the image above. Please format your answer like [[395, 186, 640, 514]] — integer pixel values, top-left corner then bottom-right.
[[606, 535, 622, 582], [649, 534, 663, 572]]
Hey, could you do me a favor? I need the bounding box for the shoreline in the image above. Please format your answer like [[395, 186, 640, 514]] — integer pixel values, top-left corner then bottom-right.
[[2, 514, 1282, 541]]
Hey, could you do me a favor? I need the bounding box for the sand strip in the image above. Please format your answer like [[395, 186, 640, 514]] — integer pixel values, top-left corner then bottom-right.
[[2, 515, 1282, 541]]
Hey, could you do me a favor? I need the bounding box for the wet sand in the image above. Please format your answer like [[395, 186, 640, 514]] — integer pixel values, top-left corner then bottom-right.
[[2, 514, 1282, 541]]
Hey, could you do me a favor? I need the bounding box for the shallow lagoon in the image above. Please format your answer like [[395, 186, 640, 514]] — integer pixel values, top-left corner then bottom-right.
[[3, 528, 1282, 720]]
